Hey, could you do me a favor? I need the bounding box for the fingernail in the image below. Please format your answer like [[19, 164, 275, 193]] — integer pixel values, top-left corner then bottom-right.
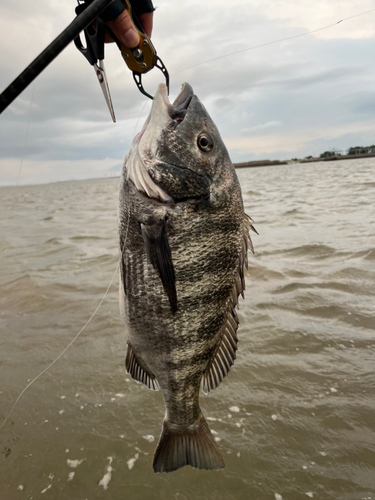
[[121, 28, 140, 48]]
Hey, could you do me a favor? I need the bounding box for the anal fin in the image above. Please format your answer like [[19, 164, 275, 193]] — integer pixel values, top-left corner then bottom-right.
[[125, 344, 159, 391]]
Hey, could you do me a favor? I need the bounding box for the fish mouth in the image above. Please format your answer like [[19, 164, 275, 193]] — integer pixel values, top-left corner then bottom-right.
[[155, 82, 194, 124], [126, 83, 195, 204], [169, 83, 194, 124]]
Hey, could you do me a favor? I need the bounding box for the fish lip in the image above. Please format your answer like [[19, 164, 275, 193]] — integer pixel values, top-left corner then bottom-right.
[[169, 83, 194, 123], [154, 83, 194, 124]]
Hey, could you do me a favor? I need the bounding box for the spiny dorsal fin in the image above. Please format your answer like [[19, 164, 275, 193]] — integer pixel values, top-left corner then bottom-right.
[[125, 344, 159, 391], [201, 213, 256, 394]]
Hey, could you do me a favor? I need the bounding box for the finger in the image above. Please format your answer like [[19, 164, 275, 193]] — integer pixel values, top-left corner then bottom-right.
[[107, 10, 140, 48], [138, 12, 154, 38]]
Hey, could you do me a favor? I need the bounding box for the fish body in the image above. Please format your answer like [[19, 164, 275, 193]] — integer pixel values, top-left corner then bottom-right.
[[118, 83, 255, 473]]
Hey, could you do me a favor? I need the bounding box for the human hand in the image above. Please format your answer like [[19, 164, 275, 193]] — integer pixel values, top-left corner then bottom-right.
[[106, 8, 153, 48]]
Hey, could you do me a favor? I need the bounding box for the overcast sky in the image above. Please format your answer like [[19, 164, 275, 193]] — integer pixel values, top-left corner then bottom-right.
[[0, 0, 375, 186]]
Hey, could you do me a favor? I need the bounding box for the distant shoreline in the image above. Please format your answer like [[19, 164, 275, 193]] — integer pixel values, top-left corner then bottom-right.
[[234, 153, 375, 168], [299, 153, 375, 163], [234, 160, 288, 168]]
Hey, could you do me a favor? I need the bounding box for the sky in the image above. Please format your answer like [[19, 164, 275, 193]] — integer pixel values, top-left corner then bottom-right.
[[0, 0, 375, 186]]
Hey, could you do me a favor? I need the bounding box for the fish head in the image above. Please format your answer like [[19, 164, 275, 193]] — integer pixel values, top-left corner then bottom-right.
[[126, 83, 237, 204]]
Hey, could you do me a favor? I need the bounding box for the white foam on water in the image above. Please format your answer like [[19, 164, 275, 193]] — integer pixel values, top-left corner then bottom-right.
[[41, 484, 52, 494], [319, 451, 327, 456], [110, 398, 116, 402], [206, 417, 217, 421], [302, 465, 307, 469], [275, 494, 283, 500], [119, 434, 125, 439], [75, 393, 79, 397], [142, 435, 155, 442], [237, 452, 241, 457], [306, 493, 314, 498], [235, 422, 242, 428], [65, 449, 69, 453], [98, 457, 114, 490], [271, 414, 277, 421], [98, 467, 113, 490], [115, 393, 126, 398], [211, 430, 218, 435], [59, 410, 65, 415], [214, 437, 221, 442], [67, 459, 85, 468], [330, 387, 338, 393], [229, 406, 240, 413], [60, 396, 66, 399], [127, 453, 139, 470], [18, 485, 24, 490], [67, 472, 75, 481]]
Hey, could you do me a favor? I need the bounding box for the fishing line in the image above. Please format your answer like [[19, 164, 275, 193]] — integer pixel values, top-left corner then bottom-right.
[[1, 153, 134, 429], [0, 260, 120, 431], [3, 3, 374, 431], [171, 8, 375, 76], [2, 42, 143, 428]]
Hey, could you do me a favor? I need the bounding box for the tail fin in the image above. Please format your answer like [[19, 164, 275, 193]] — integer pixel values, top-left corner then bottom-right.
[[153, 413, 225, 473]]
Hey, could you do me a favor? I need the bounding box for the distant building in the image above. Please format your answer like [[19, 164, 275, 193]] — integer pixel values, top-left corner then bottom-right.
[[347, 146, 375, 155]]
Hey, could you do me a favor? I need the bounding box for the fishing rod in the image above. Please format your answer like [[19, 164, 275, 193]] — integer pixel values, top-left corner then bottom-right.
[[0, 0, 114, 114]]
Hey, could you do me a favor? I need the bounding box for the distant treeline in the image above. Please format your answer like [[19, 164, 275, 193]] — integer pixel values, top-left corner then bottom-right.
[[319, 145, 375, 158]]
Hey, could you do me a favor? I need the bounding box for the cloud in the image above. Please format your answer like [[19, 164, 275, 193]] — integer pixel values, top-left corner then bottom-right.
[[247, 0, 375, 39], [244, 121, 282, 133], [226, 120, 375, 159], [1, 0, 375, 185]]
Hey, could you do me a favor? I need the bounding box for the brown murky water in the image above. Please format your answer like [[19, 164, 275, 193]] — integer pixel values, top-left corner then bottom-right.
[[1, 158, 374, 499]]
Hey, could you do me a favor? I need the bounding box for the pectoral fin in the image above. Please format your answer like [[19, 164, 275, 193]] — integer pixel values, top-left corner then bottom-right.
[[141, 217, 177, 314]]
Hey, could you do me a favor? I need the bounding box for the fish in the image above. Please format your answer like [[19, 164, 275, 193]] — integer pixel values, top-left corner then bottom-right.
[[118, 82, 256, 473]]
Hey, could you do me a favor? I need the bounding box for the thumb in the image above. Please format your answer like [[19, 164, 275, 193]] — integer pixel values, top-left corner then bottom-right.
[[107, 10, 140, 48]]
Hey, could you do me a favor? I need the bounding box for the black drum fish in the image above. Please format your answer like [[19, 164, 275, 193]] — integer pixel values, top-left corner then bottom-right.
[[118, 82, 256, 473]]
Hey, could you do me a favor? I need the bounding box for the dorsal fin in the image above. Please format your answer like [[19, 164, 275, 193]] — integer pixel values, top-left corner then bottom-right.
[[201, 213, 256, 394], [125, 344, 159, 391]]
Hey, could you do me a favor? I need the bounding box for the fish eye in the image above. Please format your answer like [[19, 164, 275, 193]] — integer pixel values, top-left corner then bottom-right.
[[197, 133, 213, 152]]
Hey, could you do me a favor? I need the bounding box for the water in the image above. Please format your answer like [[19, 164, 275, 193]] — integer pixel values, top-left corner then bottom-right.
[[0, 159, 374, 499]]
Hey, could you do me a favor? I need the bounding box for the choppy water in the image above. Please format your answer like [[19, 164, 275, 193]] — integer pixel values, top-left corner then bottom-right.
[[0, 158, 374, 500]]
